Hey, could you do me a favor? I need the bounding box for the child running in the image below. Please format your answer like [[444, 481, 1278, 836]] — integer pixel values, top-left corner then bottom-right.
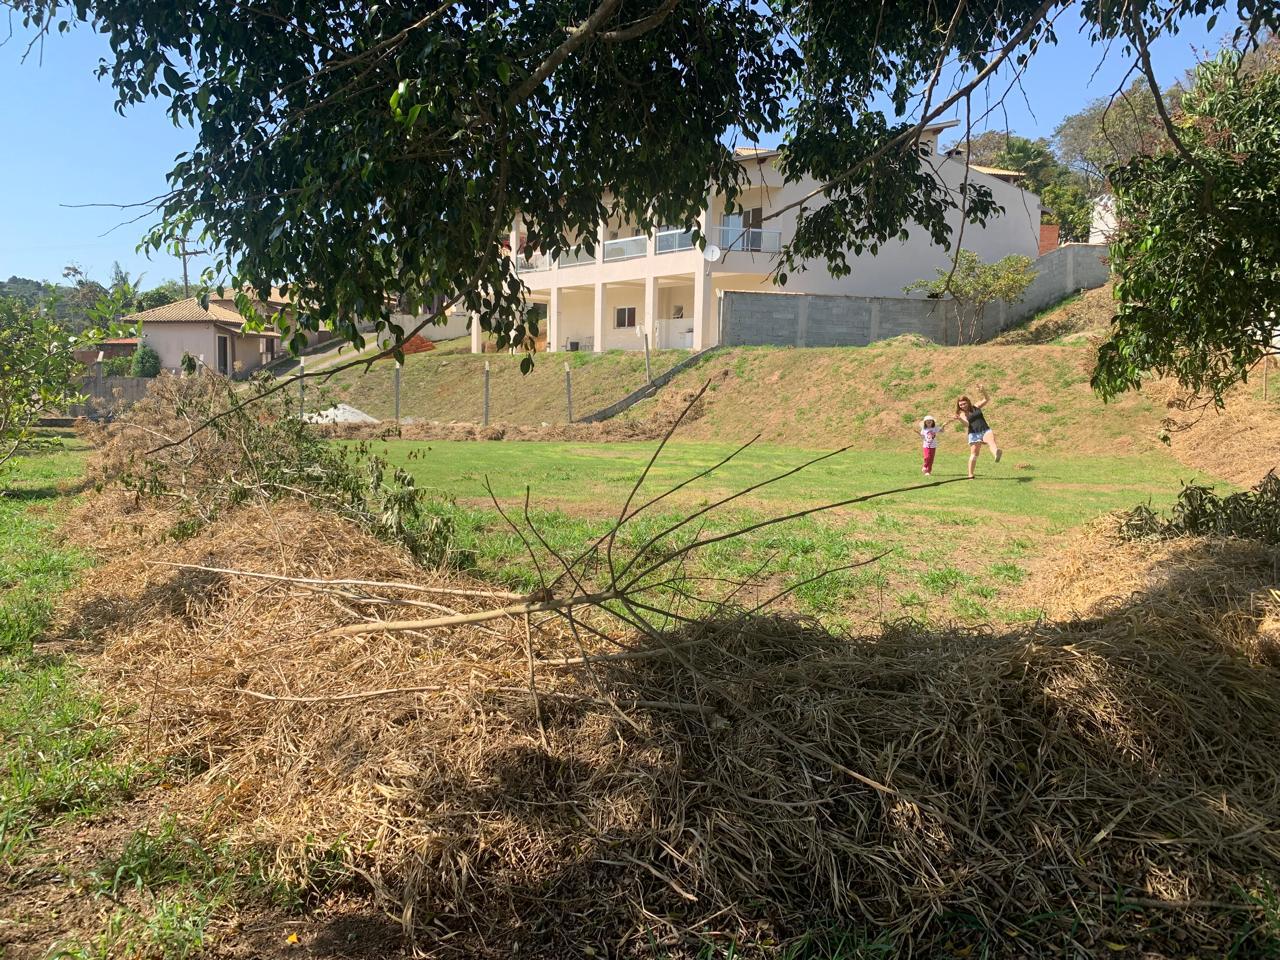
[[918, 416, 943, 476], [952, 385, 1002, 479]]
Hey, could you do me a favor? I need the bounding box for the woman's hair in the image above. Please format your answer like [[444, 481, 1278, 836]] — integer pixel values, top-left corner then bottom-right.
[[955, 395, 972, 415]]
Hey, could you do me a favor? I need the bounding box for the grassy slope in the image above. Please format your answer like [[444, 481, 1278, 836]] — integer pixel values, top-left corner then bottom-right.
[[634, 340, 1165, 455], [317, 292, 1173, 457], [320, 345, 692, 422]]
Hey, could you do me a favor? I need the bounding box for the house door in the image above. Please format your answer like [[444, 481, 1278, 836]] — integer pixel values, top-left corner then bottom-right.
[[216, 335, 229, 375]]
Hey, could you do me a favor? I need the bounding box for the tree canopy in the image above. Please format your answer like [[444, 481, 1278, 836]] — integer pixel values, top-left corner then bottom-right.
[[0, 298, 86, 478], [14, 0, 1274, 359], [905, 250, 1036, 345], [1093, 50, 1280, 402], [949, 132, 1093, 241]]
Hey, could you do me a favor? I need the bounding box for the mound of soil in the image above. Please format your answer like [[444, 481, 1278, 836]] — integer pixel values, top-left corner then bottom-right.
[[36, 481, 1280, 958]]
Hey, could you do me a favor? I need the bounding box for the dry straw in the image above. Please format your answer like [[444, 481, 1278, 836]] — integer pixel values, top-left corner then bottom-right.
[[52, 385, 1280, 958]]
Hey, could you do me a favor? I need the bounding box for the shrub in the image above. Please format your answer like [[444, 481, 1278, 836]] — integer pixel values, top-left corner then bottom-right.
[[129, 344, 162, 378], [102, 354, 134, 377], [88, 374, 453, 565], [1119, 471, 1280, 545]]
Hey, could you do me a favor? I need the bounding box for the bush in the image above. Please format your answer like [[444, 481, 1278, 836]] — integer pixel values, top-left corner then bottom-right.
[[129, 344, 161, 378], [1119, 471, 1280, 545], [88, 373, 452, 565], [101, 354, 133, 377]]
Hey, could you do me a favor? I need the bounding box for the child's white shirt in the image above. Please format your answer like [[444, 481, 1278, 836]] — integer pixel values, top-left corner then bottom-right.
[[920, 427, 941, 448]]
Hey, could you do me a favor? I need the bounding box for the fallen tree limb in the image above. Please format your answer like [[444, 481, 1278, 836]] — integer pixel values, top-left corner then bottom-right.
[[321, 588, 626, 637], [147, 561, 527, 600], [230, 684, 446, 704]]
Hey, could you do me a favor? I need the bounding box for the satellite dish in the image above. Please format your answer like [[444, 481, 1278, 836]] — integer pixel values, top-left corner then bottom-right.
[[703, 244, 722, 262]]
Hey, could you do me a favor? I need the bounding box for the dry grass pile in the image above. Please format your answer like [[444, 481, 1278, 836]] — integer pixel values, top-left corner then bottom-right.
[[56, 481, 1280, 957]]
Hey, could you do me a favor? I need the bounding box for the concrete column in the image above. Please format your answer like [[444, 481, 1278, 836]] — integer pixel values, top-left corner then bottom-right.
[[470, 312, 482, 354], [693, 266, 713, 350], [547, 286, 560, 352], [593, 282, 605, 353], [644, 275, 657, 348], [509, 216, 520, 265], [596, 222, 606, 266]]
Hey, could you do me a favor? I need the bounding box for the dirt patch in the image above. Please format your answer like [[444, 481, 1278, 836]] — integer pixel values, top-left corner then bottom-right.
[[315, 382, 714, 443]]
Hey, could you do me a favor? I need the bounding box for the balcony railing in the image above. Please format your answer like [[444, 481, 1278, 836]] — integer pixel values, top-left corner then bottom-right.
[[655, 228, 695, 253], [557, 246, 596, 267], [537, 223, 779, 269], [515, 252, 551, 273], [602, 235, 647, 261], [714, 225, 782, 253]]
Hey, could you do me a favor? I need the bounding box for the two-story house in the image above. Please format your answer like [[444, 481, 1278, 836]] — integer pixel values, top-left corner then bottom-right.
[[474, 120, 1043, 354]]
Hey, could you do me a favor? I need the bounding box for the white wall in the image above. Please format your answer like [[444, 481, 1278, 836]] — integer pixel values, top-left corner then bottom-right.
[[713, 155, 1042, 299], [1089, 195, 1117, 245], [141, 324, 219, 373], [387, 310, 471, 343]]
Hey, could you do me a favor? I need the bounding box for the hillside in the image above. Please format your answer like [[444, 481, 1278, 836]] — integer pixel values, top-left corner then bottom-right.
[[622, 339, 1162, 456], [990, 281, 1116, 345], [320, 345, 690, 424], [316, 296, 1280, 482]]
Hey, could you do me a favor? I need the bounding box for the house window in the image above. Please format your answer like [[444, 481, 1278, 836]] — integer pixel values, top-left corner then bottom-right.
[[722, 207, 763, 251], [614, 306, 637, 329]]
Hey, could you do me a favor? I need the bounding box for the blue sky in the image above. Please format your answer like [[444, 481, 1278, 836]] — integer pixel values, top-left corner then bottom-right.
[[0, 8, 1227, 287]]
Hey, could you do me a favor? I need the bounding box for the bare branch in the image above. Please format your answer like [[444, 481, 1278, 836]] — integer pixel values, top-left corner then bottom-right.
[[509, 0, 624, 105]]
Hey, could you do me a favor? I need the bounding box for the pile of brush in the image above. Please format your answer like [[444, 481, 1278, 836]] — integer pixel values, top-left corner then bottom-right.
[[54, 383, 1280, 958]]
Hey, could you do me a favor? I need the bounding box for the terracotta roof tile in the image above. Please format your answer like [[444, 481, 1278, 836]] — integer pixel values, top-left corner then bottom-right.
[[121, 296, 289, 328]]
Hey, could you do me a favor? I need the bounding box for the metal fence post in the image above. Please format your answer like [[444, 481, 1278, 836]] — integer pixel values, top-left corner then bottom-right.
[[643, 332, 652, 384], [298, 353, 306, 417], [483, 360, 490, 426], [394, 359, 402, 424], [564, 361, 573, 423]]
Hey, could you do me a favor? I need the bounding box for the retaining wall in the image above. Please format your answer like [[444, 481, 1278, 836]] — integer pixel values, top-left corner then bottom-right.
[[720, 243, 1109, 348], [63, 372, 152, 419]]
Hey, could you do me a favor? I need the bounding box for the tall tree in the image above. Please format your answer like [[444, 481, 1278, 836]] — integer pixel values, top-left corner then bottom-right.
[[1052, 79, 1174, 191], [0, 299, 88, 480], [11, 0, 1278, 359], [949, 132, 1093, 241], [1094, 50, 1280, 402]]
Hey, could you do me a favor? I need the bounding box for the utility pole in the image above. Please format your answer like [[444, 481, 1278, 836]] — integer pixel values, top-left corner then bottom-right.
[[175, 237, 208, 297]]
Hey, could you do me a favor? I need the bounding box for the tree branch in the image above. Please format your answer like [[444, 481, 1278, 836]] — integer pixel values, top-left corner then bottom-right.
[[598, 0, 681, 43], [509, 0, 624, 105]]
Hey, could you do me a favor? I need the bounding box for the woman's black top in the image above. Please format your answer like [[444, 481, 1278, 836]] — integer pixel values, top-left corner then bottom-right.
[[965, 406, 990, 435]]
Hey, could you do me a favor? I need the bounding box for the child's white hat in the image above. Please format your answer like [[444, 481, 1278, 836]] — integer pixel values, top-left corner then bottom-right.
[[921, 414, 936, 426]]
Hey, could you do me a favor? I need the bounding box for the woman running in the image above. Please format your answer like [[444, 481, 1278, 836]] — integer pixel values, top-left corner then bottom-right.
[[952, 385, 1002, 478]]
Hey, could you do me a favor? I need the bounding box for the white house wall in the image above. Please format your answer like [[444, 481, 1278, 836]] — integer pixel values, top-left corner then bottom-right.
[[504, 149, 1043, 353], [714, 156, 1041, 298], [140, 323, 219, 373]]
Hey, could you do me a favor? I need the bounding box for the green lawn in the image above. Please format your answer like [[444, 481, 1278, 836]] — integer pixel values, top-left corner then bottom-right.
[[367, 438, 1210, 625], [0, 436, 140, 866]]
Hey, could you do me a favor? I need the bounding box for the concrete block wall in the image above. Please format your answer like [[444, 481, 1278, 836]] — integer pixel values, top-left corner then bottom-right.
[[721, 244, 1109, 347]]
